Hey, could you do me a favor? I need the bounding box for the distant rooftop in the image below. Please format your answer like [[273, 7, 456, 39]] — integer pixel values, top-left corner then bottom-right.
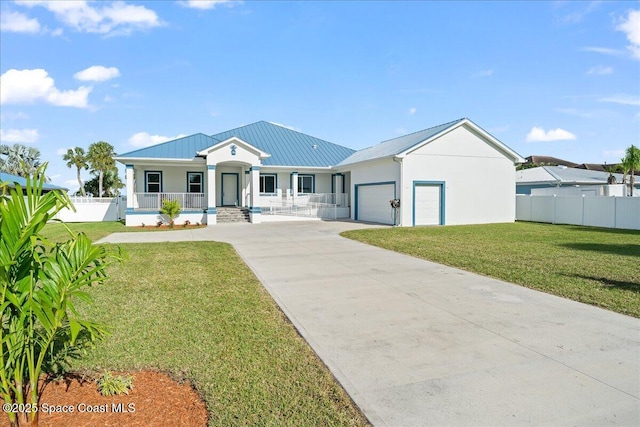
[[0, 172, 68, 192], [516, 165, 626, 185]]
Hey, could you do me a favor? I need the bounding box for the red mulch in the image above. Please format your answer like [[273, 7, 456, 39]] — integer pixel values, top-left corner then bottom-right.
[[1, 371, 207, 427]]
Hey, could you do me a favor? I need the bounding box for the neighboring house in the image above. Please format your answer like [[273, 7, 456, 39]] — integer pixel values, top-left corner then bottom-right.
[[516, 166, 638, 196], [0, 172, 68, 193], [116, 118, 524, 226]]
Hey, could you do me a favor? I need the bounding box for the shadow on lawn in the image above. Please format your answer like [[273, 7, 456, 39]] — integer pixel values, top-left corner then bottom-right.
[[565, 226, 640, 236], [558, 243, 640, 257], [566, 274, 640, 293]]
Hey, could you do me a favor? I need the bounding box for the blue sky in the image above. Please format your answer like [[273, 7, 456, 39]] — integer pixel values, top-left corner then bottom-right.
[[1, 0, 639, 193]]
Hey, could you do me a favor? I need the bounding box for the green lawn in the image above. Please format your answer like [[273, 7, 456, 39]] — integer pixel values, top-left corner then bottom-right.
[[44, 221, 205, 243], [43, 224, 369, 426], [341, 222, 640, 318]]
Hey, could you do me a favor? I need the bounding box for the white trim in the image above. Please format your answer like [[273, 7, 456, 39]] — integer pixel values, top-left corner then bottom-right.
[[116, 157, 205, 165], [197, 136, 271, 159], [400, 119, 525, 163]]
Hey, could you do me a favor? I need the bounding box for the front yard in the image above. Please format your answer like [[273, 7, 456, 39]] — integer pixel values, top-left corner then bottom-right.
[[42, 224, 369, 426], [341, 222, 640, 318]]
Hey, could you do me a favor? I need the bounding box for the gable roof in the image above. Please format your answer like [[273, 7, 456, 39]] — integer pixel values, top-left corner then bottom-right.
[[117, 122, 355, 168], [516, 166, 626, 185], [0, 172, 68, 192], [336, 118, 524, 167], [209, 121, 355, 167]]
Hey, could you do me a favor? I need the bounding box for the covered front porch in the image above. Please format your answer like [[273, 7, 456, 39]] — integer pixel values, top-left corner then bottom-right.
[[123, 135, 350, 226]]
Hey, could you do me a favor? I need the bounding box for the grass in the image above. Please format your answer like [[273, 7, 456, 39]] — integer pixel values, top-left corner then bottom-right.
[[44, 221, 204, 243], [341, 222, 640, 318], [42, 223, 369, 426]]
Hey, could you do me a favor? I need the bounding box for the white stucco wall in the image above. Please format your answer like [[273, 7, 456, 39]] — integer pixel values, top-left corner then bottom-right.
[[348, 158, 401, 220], [400, 125, 516, 226]]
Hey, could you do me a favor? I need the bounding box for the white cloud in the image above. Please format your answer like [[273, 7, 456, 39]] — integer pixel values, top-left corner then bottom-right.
[[580, 46, 624, 56], [476, 69, 493, 77], [587, 65, 612, 75], [526, 127, 576, 142], [179, 0, 239, 10], [408, 107, 416, 115], [616, 9, 640, 60], [599, 94, 640, 106], [15, 0, 163, 36], [0, 69, 91, 108], [0, 111, 29, 121], [56, 147, 70, 156], [0, 128, 39, 143], [128, 132, 188, 148], [74, 65, 120, 82], [603, 149, 625, 159], [0, 10, 41, 33]]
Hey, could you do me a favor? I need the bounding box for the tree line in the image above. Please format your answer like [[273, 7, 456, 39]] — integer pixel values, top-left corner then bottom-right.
[[0, 142, 123, 197]]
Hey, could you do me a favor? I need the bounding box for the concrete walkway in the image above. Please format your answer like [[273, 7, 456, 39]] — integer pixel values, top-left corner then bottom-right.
[[99, 221, 640, 426]]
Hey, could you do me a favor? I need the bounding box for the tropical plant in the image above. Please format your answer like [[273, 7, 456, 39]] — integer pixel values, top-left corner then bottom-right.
[[160, 199, 181, 228], [62, 147, 88, 196], [83, 168, 124, 197], [603, 164, 618, 185], [0, 144, 43, 178], [87, 141, 116, 197], [621, 145, 640, 196], [96, 372, 134, 396], [0, 164, 120, 426]]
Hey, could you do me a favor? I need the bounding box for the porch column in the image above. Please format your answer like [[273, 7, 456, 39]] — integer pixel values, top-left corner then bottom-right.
[[291, 171, 298, 206], [125, 165, 134, 211], [125, 165, 135, 226], [334, 173, 344, 205], [243, 169, 250, 207], [207, 164, 217, 225], [249, 166, 261, 223]]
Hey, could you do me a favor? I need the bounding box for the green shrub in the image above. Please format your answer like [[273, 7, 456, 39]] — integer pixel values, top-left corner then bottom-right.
[[96, 372, 134, 396], [0, 165, 122, 426], [160, 199, 181, 228]]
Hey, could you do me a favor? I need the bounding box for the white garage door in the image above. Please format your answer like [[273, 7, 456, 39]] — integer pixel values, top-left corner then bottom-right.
[[357, 184, 395, 225], [414, 185, 442, 225]]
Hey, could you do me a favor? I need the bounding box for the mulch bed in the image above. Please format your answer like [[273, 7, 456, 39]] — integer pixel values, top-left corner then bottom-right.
[[1, 371, 207, 427]]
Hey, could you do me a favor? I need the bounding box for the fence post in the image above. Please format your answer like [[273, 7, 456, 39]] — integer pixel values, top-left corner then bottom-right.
[[581, 194, 585, 226], [552, 194, 556, 224]]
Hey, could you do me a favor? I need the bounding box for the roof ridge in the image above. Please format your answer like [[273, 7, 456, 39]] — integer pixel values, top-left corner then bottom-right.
[[212, 121, 355, 153], [374, 118, 465, 146]]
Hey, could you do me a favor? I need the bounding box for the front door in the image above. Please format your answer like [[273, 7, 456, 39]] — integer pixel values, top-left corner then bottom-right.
[[221, 173, 238, 206]]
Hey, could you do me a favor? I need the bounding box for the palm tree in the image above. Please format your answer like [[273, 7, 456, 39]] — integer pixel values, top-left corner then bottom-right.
[[87, 141, 116, 197], [63, 147, 88, 196], [622, 144, 640, 196], [0, 143, 42, 177]]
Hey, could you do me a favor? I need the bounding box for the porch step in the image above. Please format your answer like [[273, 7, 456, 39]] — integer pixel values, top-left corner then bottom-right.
[[216, 207, 251, 223]]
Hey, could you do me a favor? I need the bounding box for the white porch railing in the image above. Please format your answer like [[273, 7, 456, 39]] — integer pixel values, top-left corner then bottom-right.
[[264, 193, 350, 219], [134, 193, 206, 210]]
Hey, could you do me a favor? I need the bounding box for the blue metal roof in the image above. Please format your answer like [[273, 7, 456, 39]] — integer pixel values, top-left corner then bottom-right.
[[337, 119, 465, 167], [117, 122, 355, 167], [117, 133, 219, 160], [210, 121, 355, 167], [0, 172, 67, 192]]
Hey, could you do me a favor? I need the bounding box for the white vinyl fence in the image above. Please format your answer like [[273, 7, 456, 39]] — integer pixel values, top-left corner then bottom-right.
[[516, 195, 640, 230], [54, 196, 126, 222]]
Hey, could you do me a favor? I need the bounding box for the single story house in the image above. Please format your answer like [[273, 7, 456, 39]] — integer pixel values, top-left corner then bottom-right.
[[116, 118, 524, 226], [516, 166, 639, 196]]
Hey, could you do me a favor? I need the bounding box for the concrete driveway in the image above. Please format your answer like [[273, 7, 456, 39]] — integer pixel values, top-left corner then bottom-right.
[[100, 221, 640, 426]]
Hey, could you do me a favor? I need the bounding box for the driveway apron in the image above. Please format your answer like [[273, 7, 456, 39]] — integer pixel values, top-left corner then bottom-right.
[[99, 221, 640, 426]]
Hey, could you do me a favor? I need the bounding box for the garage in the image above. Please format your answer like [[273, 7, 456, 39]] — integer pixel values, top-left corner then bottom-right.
[[414, 183, 443, 225], [356, 182, 396, 225]]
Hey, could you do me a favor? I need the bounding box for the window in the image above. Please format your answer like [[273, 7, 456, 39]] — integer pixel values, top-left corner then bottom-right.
[[298, 175, 314, 194], [260, 174, 276, 193], [187, 172, 203, 193], [145, 171, 162, 193]]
